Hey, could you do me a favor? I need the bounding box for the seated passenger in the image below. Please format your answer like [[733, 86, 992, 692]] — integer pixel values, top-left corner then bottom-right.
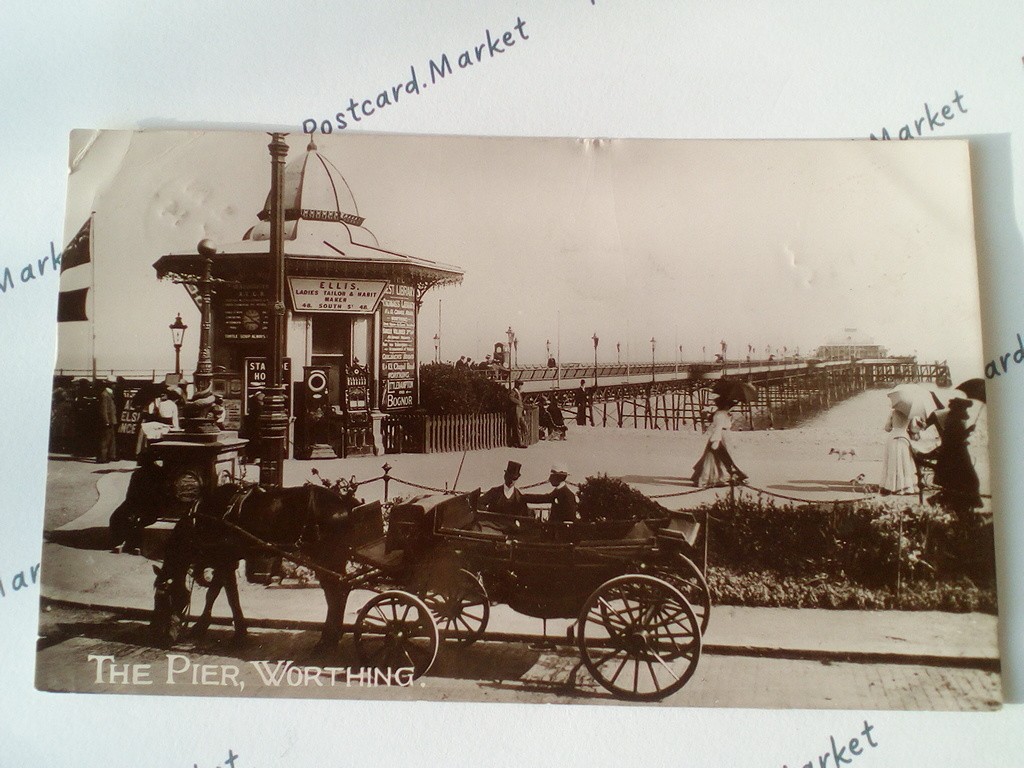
[[524, 464, 578, 523], [545, 397, 567, 440], [477, 460, 532, 518], [538, 396, 556, 440]]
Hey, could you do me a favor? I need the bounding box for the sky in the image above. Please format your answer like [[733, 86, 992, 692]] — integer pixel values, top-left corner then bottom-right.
[[56, 130, 984, 380]]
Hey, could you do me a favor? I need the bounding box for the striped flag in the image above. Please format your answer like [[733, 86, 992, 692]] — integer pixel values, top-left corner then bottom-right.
[[57, 216, 92, 322], [57, 288, 89, 322]]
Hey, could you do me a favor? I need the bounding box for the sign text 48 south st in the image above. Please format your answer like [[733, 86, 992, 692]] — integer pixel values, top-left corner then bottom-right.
[[303, 16, 529, 134]]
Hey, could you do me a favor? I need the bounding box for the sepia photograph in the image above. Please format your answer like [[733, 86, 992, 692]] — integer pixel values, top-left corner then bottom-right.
[[36, 129, 997, 708]]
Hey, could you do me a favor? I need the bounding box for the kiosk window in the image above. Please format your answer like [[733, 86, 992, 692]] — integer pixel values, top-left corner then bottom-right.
[[312, 314, 351, 356]]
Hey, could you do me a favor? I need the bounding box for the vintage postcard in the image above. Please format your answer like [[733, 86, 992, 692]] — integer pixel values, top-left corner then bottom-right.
[[37, 130, 998, 709]]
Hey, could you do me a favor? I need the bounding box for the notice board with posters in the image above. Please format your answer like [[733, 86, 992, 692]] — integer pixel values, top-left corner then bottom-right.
[[379, 281, 417, 410]]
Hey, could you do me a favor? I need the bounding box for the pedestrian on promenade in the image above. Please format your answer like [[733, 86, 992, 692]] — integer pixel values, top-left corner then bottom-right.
[[922, 397, 982, 514], [538, 395, 567, 440], [509, 381, 528, 448], [96, 379, 118, 463], [691, 396, 748, 487], [880, 402, 922, 495], [136, 387, 179, 454], [574, 379, 590, 426], [109, 451, 166, 554]]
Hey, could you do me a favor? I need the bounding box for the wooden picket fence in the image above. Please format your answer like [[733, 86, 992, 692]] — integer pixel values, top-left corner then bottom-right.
[[381, 408, 538, 454]]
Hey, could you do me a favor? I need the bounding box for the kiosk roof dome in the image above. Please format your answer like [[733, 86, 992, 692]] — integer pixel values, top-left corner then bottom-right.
[[255, 137, 366, 229]]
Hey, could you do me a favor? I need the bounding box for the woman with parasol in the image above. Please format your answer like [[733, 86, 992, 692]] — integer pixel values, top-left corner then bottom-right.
[[691, 393, 748, 487], [919, 379, 985, 514], [880, 384, 930, 495]]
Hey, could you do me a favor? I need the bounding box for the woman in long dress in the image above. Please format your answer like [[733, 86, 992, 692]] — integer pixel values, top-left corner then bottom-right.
[[879, 406, 920, 495], [930, 397, 982, 513], [691, 397, 748, 487]]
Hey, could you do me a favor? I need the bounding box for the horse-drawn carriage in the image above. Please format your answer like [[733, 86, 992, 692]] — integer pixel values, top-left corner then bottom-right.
[[152, 484, 711, 702]]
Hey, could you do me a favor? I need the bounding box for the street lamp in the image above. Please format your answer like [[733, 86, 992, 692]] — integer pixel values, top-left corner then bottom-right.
[[169, 313, 187, 377], [433, 333, 440, 363], [505, 326, 515, 388], [650, 337, 656, 382], [616, 342, 621, 365], [592, 333, 599, 388]]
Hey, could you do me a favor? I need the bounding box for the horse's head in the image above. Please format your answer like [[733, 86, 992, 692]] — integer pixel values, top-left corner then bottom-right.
[[151, 562, 190, 646]]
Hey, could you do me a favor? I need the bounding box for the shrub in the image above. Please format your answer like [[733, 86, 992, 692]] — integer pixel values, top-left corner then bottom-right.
[[577, 474, 669, 522], [418, 362, 509, 415], [707, 567, 996, 613]]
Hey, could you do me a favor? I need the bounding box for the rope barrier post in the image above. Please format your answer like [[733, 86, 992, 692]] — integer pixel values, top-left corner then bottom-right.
[[382, 462, 392, 503], [896, 506, 904, 608], [701, 507, 710, 576]]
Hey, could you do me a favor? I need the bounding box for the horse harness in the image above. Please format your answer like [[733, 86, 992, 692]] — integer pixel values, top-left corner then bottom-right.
[[184, 486, 350, 584]]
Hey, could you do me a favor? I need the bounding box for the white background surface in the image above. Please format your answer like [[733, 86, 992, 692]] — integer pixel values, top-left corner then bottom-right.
[[1, 1, 1022, 765]]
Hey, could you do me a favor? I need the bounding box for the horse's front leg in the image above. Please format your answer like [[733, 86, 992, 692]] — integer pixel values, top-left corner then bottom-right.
[[316, 574, 350, 649], [221, 562, 248, 643], [190, 568, 224, 640]]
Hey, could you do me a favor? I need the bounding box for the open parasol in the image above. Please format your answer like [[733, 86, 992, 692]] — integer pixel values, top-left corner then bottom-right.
[[713, 379, 758, 404], [886, 383, 939, 421], [955, 378, 986, 403]]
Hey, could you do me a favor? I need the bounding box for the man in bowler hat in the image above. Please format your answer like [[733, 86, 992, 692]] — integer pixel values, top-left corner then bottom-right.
[[524, 464, 579, 523], [478, 460, 531, 518]]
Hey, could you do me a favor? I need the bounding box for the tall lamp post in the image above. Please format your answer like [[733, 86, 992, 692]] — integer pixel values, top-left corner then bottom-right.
[[193, 248, 217, 394], [505, 326, 515, 389], [169, 314, 187, 377], [650, 337, 656, 383], [433, 333, 440, 363], [260, 132, 290, 489], [592, 333, 599, 388]]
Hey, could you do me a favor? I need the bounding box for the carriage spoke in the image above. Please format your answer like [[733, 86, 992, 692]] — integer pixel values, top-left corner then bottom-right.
[[597, 597, 633, 628], [647, 647, 682, 682], [608, 654, 630, 685], [591, 646, 627, 670], [644, 659, 663, 691]]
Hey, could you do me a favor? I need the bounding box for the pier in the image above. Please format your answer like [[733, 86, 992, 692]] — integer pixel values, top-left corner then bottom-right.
[[516, 357, 952, 432]]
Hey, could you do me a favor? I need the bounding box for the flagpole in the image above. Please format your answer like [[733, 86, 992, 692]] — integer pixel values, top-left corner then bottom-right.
[[89, 212, 97, 380]]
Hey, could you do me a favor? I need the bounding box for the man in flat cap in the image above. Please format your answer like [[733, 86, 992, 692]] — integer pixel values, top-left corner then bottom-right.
[[478, 460, 531, 518], [96, 378, 118, 463], [524, 464, 578, 524]]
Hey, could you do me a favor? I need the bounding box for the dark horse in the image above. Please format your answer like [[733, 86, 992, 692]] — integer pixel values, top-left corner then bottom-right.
[[151, 483, 370, 648]]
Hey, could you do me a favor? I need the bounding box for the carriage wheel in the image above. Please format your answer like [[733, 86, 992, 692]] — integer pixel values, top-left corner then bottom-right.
[[577, 574, 701, 701], [654, 553, 712, 635], [354, 590, 439, 680], [418, 568, 490, 646]]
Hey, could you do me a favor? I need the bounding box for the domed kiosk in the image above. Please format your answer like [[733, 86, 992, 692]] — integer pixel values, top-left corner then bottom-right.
[[153, 137, 463, 459]]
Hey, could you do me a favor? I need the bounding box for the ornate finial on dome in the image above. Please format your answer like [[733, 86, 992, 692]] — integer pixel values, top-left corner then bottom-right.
[[307, 136, 318, 152]]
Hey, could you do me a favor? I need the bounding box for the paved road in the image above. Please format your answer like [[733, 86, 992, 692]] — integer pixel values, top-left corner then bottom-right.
[[37, 605, 999, 710]]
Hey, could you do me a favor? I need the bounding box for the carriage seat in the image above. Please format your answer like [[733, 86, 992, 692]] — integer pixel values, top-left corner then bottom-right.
[[655, 512, 701, 548]]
